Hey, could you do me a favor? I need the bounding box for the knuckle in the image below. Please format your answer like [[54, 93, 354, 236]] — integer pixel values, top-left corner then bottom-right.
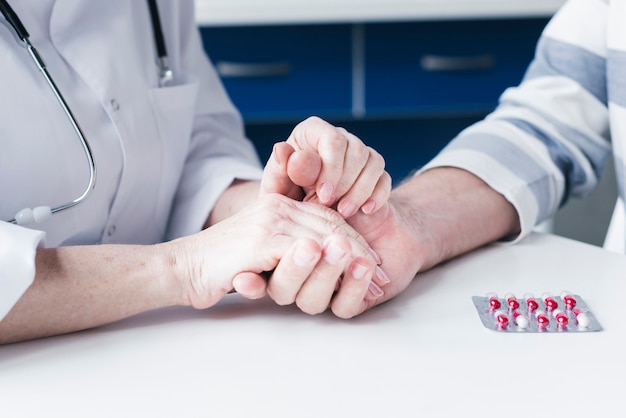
[[382, 172, 393, 189], [261, 192, 288, 206], [336, 126, 349, 135], [368, 147, 386, 171], [261, 194, 293, 218], [327, 218, 347, 236], [325, 206, 346, 224], [305, 115, 323, 124], [323, 132, 347, 152], [356, 144, 370, 161]]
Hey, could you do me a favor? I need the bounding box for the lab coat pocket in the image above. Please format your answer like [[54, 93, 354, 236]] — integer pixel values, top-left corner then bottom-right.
[[148, 82, 199, 233]]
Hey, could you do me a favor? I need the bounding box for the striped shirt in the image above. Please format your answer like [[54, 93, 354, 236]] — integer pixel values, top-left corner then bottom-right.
[[422, 0, 624, 247]]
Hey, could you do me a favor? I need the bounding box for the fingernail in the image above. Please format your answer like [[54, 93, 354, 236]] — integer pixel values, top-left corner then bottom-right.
[[368, 281, 384, 297], [338, 201, 356, 218], [361, 199, 376, 214], [294, 243, 317, 267], [352, 262, 369, 280], [324, 241, 346, 265], [368, 247, 382, 265], [375, 266, 391, 284], [319, 182, 334, 204]]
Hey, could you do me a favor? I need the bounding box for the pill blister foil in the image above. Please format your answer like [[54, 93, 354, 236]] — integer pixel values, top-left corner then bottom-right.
[[472, 293, 602, 332]]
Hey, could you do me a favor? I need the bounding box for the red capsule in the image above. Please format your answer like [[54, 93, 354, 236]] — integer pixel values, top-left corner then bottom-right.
[[495, 310, 509, 328], [487, 293, 501, 310], [542, 292, 558, 311], [535, 311, 550, 328], [561, 291, 577, 309], [553, 309, 569, 326], [556, 316, 568, 326], [524, 293, 539, 312], [505, 293, 520, 310]]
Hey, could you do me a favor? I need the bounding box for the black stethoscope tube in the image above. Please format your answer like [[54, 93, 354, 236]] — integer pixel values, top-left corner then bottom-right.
[[0, 0, 28, 41], [0, 0, 171, 225], [147, 0, 173, 87]]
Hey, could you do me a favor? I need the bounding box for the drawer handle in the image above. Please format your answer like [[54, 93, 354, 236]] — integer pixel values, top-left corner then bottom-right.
[[215, 61, 292, 78], [420, 54, 496, 72]]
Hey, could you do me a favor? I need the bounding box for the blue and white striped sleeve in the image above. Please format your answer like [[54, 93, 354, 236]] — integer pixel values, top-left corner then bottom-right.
[[420, 0, 612, 242]]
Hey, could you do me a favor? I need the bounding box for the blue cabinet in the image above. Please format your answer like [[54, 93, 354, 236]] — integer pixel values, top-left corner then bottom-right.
[[199, 18, 549, 183], [365, 19, 548, 116], [200, 25, 353, 121]]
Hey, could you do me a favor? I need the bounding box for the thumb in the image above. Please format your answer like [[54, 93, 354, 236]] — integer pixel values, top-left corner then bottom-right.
[[232, 272, 268, 300], [286, 148, 322, 191]]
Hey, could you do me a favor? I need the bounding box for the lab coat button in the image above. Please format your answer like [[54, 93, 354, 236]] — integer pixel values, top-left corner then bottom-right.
[[107, 225, 116, 236], [110, 99, 120, 111]]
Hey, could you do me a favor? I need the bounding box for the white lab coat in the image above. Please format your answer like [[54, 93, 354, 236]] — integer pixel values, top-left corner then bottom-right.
[[0, 1, 263, 319]]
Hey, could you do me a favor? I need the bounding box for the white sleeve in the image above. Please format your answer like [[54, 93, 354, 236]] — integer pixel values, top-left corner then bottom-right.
[[162, 2, 263, 240], [0, 222, 45, 320]]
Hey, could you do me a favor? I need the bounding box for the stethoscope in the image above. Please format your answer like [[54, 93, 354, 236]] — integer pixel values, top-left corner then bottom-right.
[[0, 0, 172, 225]]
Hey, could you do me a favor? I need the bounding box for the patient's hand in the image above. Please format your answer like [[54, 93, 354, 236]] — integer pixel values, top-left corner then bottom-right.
[[260, 116, 391, 218]]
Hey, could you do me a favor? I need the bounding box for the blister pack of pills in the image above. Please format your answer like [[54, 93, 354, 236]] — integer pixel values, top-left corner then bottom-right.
[[472, 291, 602, 332]]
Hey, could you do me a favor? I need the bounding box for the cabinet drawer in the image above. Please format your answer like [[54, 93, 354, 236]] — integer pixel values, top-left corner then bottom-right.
[[200, 25, 353, 121], [364, 18, 548, 116]]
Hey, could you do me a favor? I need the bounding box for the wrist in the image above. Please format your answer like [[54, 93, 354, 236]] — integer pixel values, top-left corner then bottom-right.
[[388, 187, 446, 272], [154, 240, 192, 308], [158, 231, 232, 310], [392, 167, 520, 267]]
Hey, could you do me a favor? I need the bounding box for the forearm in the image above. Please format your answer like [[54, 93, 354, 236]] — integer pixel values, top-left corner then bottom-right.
[[393, 167, 521, 270], [0, 244, 182, 344]]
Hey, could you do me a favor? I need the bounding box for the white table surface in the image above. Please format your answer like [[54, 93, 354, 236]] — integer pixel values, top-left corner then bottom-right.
[[1, 232, 624, 417], [195, 0, 567, 26]]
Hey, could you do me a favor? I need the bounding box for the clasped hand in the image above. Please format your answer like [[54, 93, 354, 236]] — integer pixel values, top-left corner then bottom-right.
[[257, 117, 393, 317], [177, 116, 394, 318]]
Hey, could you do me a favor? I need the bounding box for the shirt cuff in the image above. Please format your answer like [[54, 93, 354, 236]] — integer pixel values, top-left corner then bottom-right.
[[0, 222, 45, 320]]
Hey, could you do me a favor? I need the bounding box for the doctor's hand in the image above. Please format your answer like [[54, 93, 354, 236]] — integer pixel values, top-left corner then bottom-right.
[[168, 193, 383, 310], [260, 116, 392, 218]]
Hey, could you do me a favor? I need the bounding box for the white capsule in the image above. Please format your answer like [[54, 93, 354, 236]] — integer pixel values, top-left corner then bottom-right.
[[513, 311, 529, 329], [574, 308, 591, 328]]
